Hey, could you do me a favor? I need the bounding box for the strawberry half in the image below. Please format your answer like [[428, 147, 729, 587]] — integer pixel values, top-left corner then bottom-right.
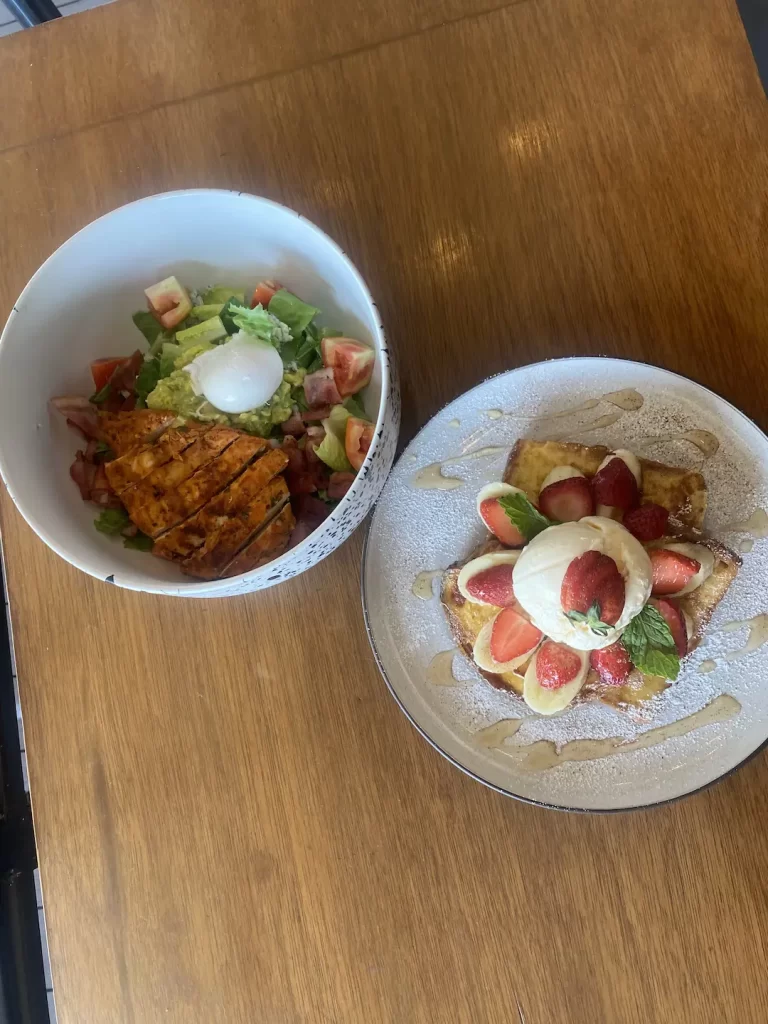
[[649, 548, 700, 596], [623, 503, 669, 542], [464, 564, 515, 607], [592, 457, 639, 512], [561, 550, 625, 626], [651, 597, 688, 655], [538, 476, 594, 523], [489, 605, 543, 663], [590, 641, 632, 686], [536, 640, 583, 689], [478, 498, 526, 547]]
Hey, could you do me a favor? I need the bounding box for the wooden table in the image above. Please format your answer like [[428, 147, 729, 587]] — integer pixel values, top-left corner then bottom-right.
[[2, 0, 768, 1020]]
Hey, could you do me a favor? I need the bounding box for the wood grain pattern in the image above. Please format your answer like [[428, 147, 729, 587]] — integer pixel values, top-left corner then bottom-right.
[[2, 0, 768, 1020], [0, 0, 516, 152]]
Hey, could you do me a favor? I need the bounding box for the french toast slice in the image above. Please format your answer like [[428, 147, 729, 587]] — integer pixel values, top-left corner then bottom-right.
[[441, 439, 740, 713]]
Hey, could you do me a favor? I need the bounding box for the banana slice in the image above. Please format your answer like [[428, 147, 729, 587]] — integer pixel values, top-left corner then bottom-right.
[[475, 482, 524, 513], [457, 551, 520, 605], [659, 542, 715, 596], [595, 449, 642, 486], [595, 449, 642, 519], [523, 644, 589, 715], [473, 607, 542, 673]]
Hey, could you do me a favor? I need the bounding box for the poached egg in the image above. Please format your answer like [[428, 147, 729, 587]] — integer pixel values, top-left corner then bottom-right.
[[184, 331, 283, 414]]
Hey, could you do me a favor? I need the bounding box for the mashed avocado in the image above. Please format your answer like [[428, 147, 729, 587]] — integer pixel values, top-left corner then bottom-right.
[[147, 369, 296, 436], [174, 343, 215, 370]]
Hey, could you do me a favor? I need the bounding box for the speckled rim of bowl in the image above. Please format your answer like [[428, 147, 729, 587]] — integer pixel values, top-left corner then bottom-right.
[[0, 189, 391, 595], [360, 356, 768, 813]]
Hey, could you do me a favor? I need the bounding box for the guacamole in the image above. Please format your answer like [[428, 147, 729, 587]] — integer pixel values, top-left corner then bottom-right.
[[147, 369, 296, 436]]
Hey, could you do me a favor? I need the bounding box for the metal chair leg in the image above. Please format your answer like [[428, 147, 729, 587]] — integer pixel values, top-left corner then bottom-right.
[[3, 0, 61, 27]]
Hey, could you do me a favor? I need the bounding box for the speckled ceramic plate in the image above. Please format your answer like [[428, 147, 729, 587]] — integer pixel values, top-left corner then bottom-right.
[[363, 358, 768, 811]]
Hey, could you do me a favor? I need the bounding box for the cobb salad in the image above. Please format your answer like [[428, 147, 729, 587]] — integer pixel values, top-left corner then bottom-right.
[[51, 275, 377, 575]]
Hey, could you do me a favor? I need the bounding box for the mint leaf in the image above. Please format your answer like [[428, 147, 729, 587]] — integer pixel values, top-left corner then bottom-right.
[[94, 508, 130, 536], [497, 491, 554, 541], [622, 603, 680, 680], [638, 647, 680, 679], [623, 603, 674, 652]]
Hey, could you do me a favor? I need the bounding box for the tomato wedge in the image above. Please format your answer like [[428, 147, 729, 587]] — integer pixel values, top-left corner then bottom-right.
[[321, 337, 375, 397], [90, 357, 125, 391], [345, 417, 374, 471], [251, 280, 282, 309]]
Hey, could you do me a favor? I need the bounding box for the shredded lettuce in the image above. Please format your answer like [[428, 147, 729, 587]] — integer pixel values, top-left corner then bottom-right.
[[228, 304, 291, 348], [324, 405, 351, 441], [268, 289, 319, 339], [315, 405, 353, 472], [315, 430, 352, 473]]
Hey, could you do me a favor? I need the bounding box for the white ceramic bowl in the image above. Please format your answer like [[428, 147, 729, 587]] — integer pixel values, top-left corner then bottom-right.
[[0, 190, 399, 596]]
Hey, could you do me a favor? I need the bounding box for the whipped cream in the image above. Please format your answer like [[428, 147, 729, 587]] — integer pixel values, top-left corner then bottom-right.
[[512, 516, 652, 650]]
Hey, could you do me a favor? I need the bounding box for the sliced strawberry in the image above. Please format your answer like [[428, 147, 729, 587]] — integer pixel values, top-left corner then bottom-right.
[[592, 457, 639, 512], [590, 642, 632, 686], [649, 548, 700, 596], [623, 503, 669, 542], [465, 564, 515, 607], [651, 597, 688, 655], [489, 605, 542, 663], [561, 550, 625, 626], [536, 640, 583, 690], [479, 498, 526, 547], [538, 476, 594, 523]]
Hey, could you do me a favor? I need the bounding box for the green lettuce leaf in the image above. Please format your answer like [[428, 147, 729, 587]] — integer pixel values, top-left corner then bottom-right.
[[315, 430, 352, 472], [132, 310, 164, 345], [219, 297, 242, 336], [89, 383, 112, 406], [268, 289, 319, 339], [203, 286, 244, 306], [135, 357, 161, 405], [159, 343, 182, 378], [94, 508, 130, 536], [228, 304, 291, 348], [123, 531, 154, 551], [342, 394, 366, 419], [324, 405, 351, 441]]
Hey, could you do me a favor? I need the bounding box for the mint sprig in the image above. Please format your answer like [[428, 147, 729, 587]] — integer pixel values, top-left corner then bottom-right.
[[566, 600, 612, 637], [622, 603, 680, 679], [497, 492, 554, 541]]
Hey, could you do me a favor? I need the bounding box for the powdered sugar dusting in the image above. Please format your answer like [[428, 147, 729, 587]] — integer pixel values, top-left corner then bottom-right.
[[364, 359, 768, 810]]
